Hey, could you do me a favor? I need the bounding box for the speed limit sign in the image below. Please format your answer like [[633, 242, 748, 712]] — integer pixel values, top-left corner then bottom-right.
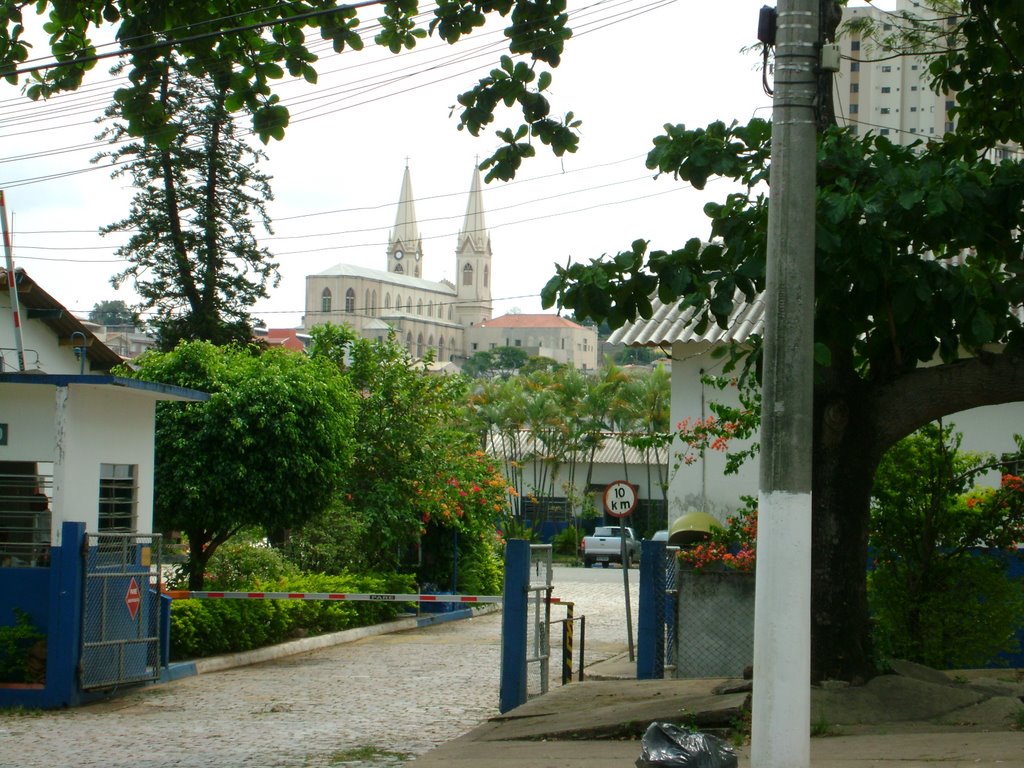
[[603, 480, 638, 518]]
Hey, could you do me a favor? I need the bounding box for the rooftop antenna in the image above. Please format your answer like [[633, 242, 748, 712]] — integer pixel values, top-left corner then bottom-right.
[[0, 190, 27, 372]]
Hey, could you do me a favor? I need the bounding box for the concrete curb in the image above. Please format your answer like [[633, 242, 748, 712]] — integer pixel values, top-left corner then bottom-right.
[[161, 604, 501, 681]]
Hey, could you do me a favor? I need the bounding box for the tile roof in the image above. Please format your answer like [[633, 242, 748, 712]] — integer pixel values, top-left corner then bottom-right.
[[478, 313, 587, 330]]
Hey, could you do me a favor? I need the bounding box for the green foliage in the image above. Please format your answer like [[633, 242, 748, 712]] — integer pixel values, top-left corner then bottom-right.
[[88, 299, 140, 328], [168, 571, 415, 660], [870, 424, 1024, 668], [2, 0, 580, 173], [282, 501, 372, 576], [869, 556, 1024, 669], [0, 609, 45, 684], [96, 60, 278, 349], [200, 537, 301, 591], [118, 341, 358, 590], [552, 524, 583, 556]]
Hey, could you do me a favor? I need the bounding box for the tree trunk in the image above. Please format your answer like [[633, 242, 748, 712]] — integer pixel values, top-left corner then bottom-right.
[[810, 382, 880, 683]]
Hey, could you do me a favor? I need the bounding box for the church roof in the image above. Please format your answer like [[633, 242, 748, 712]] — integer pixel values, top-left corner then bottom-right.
[[312, 263, 457, 295], [390, 165, 420, 249], [478, 313, 587, 329]]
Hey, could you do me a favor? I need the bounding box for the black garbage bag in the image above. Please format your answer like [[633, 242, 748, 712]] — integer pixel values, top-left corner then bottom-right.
[[635, 722, 738, 768]]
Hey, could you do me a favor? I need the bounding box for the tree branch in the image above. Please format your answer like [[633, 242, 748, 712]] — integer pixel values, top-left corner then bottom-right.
[[873, 352, 1024, 452]]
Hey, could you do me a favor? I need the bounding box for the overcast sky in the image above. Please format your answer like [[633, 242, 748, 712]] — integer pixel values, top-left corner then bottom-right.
[[2, 1, 886, 329]]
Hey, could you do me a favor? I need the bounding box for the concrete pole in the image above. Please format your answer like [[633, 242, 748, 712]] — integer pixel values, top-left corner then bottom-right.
[[751, 1, 818, 767]]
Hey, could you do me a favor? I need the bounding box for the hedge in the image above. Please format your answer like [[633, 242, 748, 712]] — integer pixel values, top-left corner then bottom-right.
[[169, 571, 416, 660]]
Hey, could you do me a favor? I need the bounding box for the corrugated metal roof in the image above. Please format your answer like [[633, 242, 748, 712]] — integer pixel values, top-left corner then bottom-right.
[[484, 430, 668, 467], [608, 292, 765, 347]]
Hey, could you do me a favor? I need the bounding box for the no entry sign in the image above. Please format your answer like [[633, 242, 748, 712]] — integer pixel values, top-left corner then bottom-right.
[[125, 577, 141, 620]]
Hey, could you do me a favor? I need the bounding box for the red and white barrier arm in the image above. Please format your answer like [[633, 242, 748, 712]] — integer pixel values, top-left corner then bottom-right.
[[164, 590, 503, 603]]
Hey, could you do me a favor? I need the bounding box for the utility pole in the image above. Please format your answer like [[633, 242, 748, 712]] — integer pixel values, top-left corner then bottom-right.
[[751, 1, 818, 767]]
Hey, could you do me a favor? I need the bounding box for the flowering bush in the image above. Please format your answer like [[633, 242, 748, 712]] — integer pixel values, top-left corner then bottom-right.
[[677, 498, 757, 572], [675, 376, 760, 476], [415, 449, 516, 595]]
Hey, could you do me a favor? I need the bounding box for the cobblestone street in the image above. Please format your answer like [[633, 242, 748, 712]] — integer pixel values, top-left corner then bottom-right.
[[0, 564, 638, 768]]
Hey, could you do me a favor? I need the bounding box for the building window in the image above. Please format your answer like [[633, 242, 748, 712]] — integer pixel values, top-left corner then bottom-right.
[[850, 61, 860, 72], [472, 342, 478, 351], [98, 464, 137, 532], [880, 128, 890, 135], [880, 107, 891, 115], [394, 263, 404, 274], [417, 334, 424, 357], [345, 288, 355, 313], [911, 85, 918, 91], [910, 106, 917, 112], [881, 86, 891, 94], [850, 83, 858, 93], [417, 300, 423, 316], [909, 127, 917, 133], [0, 461, 53, 568], [514, 339, 522, 347], [484, 265, 489, 288], [945, 121, 955, 133], [850, 104, 858, 114], [321, 288, 332, 313], [850, 40, 860, 52], [385, 294, 392, 309], [911, 64, 919, 71], [463, 263, 473, 286], [407, 299, 412, 314], [881, 65, 892, 72], [428, 301, 433, 317]]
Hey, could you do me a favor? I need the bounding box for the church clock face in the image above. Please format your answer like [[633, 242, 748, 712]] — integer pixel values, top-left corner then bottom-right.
[[394, 250, 404, 260], [415, 251, 421, 261]]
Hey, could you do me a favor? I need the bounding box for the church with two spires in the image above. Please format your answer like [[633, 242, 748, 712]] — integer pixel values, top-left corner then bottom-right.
[[301, 165, 598, 370]]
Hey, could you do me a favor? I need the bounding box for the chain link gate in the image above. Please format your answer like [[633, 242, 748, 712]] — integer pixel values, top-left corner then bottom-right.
[[80, 533, 162, 690], [526, 544, 553, 697]]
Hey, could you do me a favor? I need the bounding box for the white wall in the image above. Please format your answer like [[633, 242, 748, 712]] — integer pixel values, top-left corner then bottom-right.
[[668, 342, 758, 528], [666, 342, 1024, 529]]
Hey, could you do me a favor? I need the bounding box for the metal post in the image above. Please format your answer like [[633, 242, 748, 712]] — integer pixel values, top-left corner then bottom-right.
[[637, 538, 665, 679], [578, 615, 586, 682], [751, 1, 818, 767], [0, 190, 26, 372], [562, 602, 574, 685], [621, 527, 635, 661], [499, 539, 530, 713]]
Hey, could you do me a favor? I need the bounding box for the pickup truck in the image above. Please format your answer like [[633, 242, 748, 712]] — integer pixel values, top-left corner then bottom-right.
[[581, 526, 641, 568]]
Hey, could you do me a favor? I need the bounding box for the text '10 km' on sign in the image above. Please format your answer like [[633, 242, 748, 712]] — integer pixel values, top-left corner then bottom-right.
[[603, 480, 638, 518]]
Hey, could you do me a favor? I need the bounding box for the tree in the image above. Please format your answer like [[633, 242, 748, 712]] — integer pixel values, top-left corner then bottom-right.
[[871, 424, 1024, 668], [88, 299, 140, 328], [118, 341, 358, 589], [95, 60, 278, 349], [1, 0, 580, 175], [340, 330, 484, 571], [541, 10, 1024, 678]]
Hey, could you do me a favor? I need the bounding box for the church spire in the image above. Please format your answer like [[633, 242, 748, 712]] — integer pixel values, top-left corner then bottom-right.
[[455, 163, 492, 329], [459, 164, 487, 250], [388, 164, 423, 276]]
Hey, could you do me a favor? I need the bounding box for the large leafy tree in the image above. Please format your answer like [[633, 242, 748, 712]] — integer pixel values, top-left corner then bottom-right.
[[88, 299, 139, 327], [542, 4, 1024, 681], [95, 60, 278, 349], [118, 341, 359, 589], [1, 0, 579, 176]]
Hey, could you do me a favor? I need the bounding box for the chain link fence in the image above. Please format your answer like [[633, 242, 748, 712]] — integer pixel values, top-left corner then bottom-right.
[[674, 569, 754, 678]]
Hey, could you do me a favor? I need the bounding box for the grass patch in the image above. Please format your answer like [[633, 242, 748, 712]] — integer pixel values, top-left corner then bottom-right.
[[327, 746, 411, 765], [810, 711, 838, 738]]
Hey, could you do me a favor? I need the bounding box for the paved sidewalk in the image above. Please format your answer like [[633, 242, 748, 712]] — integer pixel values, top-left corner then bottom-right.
[[413, 656, 1024, 768]]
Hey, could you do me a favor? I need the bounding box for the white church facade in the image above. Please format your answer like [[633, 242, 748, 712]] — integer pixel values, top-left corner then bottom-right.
[[302, 165, 493, 362]]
